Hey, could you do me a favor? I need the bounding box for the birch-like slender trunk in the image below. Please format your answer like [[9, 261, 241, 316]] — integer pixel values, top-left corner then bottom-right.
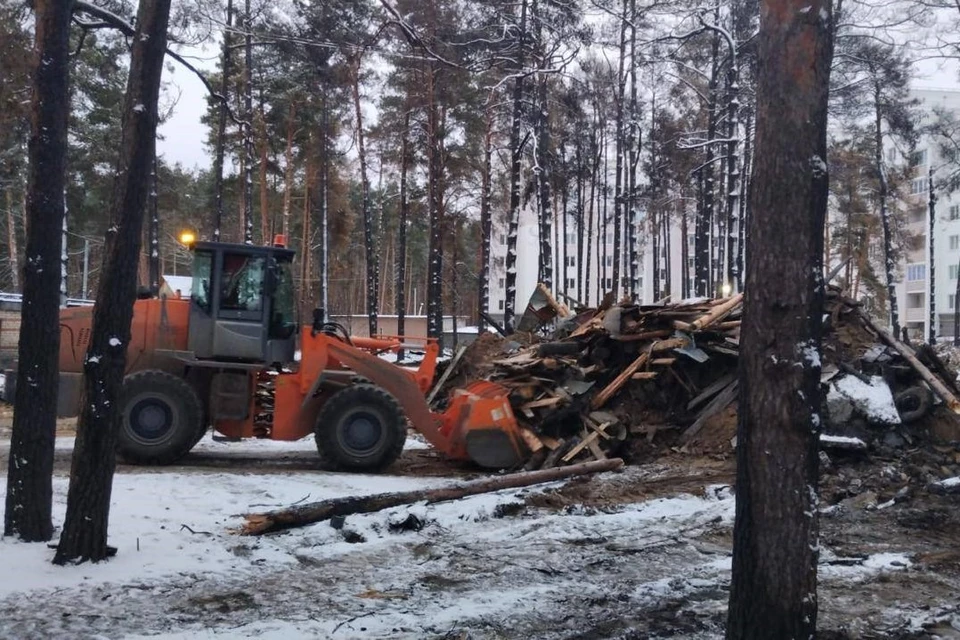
[[242, 0, 253, 244], [211, 0, 233, 242], [478, 103, 493, 331], [281, 101, 296, 240], [351, 56, 378, 336], [875, 84, 899, 336], [504, 0, 527, 332]]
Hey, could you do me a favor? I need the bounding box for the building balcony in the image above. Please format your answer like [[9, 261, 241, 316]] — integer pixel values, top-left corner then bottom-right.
[[905, 279, 927, 293], [905, 306, 927, 323]]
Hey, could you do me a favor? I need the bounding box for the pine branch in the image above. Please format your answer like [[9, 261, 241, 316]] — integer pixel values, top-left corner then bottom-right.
[[73, 1, 246, 128]]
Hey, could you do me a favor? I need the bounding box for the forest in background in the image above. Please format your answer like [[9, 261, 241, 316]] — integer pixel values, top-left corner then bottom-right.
[[1, 0, 959, 335]]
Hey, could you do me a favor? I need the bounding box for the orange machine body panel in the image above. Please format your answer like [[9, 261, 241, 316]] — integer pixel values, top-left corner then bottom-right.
[[58, 296, 191, 375]]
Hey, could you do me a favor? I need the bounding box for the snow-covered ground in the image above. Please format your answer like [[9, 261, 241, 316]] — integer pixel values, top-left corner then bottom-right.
[[0, 436, 935, 639]]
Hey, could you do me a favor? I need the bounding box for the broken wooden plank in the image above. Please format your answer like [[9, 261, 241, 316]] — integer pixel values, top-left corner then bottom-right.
[[631, 372, 659, 380], [426, 344, 469, 405], [673, 292, 744, 333], [686, 373, 736, 411], [682, 379, 739, 441], [591, 338, 688, 409], [521, 396, 564, 411], [240, 458, 624, 535]]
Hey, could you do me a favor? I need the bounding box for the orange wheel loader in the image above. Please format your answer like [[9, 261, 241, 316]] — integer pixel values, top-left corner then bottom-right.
[[20, 238, 527, 471]]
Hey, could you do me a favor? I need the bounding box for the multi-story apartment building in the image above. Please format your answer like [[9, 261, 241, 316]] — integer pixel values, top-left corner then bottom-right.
[[890, 88, 960, 341]]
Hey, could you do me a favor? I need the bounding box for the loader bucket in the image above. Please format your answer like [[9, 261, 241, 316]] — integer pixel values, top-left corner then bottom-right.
[[448, 381, 527, 469]]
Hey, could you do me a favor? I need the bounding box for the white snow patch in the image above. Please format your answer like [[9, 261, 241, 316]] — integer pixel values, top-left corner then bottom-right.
[[828, 375, 901, 425], [819, 434, 866, 447]]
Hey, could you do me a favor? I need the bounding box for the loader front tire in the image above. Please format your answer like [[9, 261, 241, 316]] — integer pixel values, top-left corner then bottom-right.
[[118, 370, 203, 465], [314, 384, 407, 472]]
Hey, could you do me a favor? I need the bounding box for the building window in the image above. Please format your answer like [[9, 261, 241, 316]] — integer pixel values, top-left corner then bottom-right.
[[950, 265, 959, 280], [906, 264, 926, 281], [496, 233, 505, 244], [498, 299, 504, 310], [950, 294, 956, 310], [565, 232, 576, 244], [951, 205, 960, 221], [911, 178, 928, 194], [603, 278, 612, 289], [886, 147, 897, 163], [494, 256, 505, 268], [565, 278, 575, 289], [498, 278, 505, 288], [604, 256, 613, 266], [565, 256, 575, 267], [951, 236, 960, 251], [911, 149, 928, 167]]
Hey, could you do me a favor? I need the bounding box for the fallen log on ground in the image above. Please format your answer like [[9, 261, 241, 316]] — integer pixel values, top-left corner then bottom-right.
[[238, 457, 624, 535]]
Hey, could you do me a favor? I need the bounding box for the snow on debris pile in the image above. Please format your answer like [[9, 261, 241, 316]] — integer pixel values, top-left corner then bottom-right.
[[827, 375, 901, 426]]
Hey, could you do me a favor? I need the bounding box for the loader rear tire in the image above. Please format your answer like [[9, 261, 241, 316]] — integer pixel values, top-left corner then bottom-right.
[[118, 370, 203, 465], [314, 384, 407, 472]]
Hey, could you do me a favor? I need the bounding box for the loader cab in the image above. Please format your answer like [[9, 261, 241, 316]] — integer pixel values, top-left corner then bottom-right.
[[186, 240, 297, 365]]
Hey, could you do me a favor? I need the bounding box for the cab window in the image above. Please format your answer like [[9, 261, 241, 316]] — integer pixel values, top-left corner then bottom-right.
[[191, 250, 212, 312], [220, 253, 265, 315]]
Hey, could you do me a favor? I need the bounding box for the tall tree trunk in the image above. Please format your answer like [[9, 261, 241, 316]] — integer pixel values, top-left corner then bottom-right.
[[351, 57, 378, 336], [737, 108, 752, 289], [281, 101, 296, 240], [425, 67, 444, 339], [53, 0, 172, 563], [875, 85, 899, 336], [397, 110, 410, 350], [242, 0, 253, 245], [698, 29, 721, 297], [211, 0, 233, 242], [478, 102, 493, 331], [612, 0, 627, 298], [535, 69, 553, 290], [575, 139, 585, 305], [148, 153, 159, 296], [3, 0, 72, 543], [726, 0, 833, 634], [585, 129, 597, 305], [626, 0, 640, 300], [299, 150, 313, 319], [929, 165, 936, 344], [6, 186, 20, 290], [504, 0, 527, 332], [318, 100, 329, 317], [257, 105, 269, 245], [724, 30, 742, 291]]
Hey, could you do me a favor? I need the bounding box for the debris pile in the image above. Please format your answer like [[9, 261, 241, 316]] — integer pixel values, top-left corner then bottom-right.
[[437, 286, 960, 469]]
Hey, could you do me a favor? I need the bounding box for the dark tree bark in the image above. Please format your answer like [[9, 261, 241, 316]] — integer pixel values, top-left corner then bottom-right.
[[396, 109, 410, 349], [503, 0, 527, 333], [697, 27, 720, 297], [53, 0, 172, 564], [929, 165, 936, 344], [535, 71, 553, 291], [351, 55, 378, 336], [425, 67, 445, 339], [726, 0, 833, 636], [875, 83, 899, 337], [242, 0, 253, 245], [210, 0, 232, 242], [626, 0, 640, 300], [3, 0, 72, 543], [148, 153, 159, 296], [478, 102, 493, 331], [611, 0, 627, 298]]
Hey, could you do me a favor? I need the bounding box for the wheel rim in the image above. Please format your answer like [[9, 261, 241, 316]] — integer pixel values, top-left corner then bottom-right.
[[338, 410, 384, 455], [125, 394, 177, 445]]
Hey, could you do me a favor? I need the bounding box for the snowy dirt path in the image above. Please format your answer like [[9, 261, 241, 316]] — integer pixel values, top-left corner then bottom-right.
[[0, 437, 954, 639]]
